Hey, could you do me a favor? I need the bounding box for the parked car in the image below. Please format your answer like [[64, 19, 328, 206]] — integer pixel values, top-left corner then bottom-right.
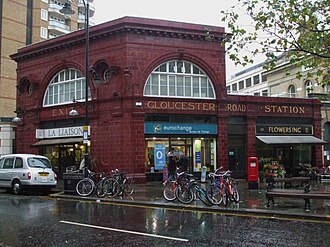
[[0, 154, 57, 195]]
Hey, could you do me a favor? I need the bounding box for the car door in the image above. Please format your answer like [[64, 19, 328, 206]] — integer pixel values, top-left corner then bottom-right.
[[0, 157, 5, 187], [0, 157, 15, 188]]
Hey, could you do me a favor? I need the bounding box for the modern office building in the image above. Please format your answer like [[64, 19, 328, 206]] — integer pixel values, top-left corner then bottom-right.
[[0, 0, 95, 155], [11, 17, 325, 182]]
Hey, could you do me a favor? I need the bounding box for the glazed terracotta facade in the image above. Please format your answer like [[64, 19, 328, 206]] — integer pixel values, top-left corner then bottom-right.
[[11, 17, 323, 182]]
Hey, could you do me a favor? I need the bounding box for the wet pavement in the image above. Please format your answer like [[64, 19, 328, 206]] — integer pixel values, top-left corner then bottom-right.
[[50, 179, 330, 221]]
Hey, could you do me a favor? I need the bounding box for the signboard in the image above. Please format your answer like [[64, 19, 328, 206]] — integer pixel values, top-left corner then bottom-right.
[[154, 144, 166, 170], [145, 123, 217, 135], [256, 125, 313, 135], [83, 125, 89, 144], [36, 126, 90, 139]]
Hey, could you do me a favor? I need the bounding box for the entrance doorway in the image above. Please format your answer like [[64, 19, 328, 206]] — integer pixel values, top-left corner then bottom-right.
[[169, 138, 193, 173], [228, 138, 246, 178]]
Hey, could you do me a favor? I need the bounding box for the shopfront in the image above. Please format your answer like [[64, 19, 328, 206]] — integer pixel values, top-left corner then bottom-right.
[[256, 117, 326, 176], [144, 115, 217, 178], [32, 125, 90, 178]]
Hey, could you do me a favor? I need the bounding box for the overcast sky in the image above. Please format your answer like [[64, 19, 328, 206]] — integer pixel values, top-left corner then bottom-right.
[[93, 0, 261, 79]]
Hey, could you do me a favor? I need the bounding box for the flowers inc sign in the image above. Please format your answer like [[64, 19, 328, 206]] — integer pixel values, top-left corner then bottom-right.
[[36, 126, 90, 139]]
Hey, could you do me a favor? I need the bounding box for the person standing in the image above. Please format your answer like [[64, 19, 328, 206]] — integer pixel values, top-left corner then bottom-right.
[[180, 156, 189, 172], [168, 156, 177, 180]]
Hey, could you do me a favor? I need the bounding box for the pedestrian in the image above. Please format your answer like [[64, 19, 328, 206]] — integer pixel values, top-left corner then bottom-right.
[[179, 156, 189, 172], [168, 156, 177, 180]]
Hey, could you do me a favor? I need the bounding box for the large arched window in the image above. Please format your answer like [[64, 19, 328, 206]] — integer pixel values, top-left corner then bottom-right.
[[144, 60, 216, 99], [43, 68, 91, 106]]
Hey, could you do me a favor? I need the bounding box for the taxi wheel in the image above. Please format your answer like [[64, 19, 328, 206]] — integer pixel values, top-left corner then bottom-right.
[[12, 180, 22, 195]]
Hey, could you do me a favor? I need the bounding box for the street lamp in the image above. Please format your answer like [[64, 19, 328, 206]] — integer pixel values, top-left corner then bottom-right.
[[61, 0, 90, 177]]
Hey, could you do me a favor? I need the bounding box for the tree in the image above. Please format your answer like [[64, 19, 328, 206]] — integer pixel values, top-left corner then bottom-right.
[[220, 0, 330, 85]]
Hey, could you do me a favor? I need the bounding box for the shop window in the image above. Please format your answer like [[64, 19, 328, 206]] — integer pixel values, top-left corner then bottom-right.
[[193, 138, 216, 172], [43, 68, 91, 106], [144, 60, 215, 99], [144, 137, 216, 173], [145, 138, 170, 172]]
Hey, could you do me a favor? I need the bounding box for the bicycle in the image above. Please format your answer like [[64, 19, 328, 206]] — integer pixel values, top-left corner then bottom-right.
[[75, 170, 107, 197], [162, 171, 191, 201], [175, 177, 212, 206], [206, 169, 240, 206], [99, 169, 135, 197], [205, 172, 225, 205]]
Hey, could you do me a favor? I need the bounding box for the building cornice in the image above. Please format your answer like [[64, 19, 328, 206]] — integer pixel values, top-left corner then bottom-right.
[[11, 16, 230, 62]]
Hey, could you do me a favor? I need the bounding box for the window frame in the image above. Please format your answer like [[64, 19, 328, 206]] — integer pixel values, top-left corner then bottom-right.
[[305, 80, 313, 97], [43, 68, 91, 107], [143, 60, 216, 99], [41, 9, 48, 21], [288, 84, 296, 98], [40, 27, 48, 39]]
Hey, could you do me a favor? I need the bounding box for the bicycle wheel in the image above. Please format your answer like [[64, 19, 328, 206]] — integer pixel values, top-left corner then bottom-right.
[[206, 184, 223, 205], [76, 178, 94, 196], [106, 178, 120, 197], [163, 180, 176, 201], [175, 184, 194, 204], [231, 186, 240, 203], [222, 186, 229, 207], [96, 178, 108, 198], [196, 188, 213, 206], [123, 177, 135, 196]]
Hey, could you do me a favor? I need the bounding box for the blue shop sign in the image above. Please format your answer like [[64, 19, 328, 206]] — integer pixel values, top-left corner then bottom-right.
[[145, 122, 217, 135]]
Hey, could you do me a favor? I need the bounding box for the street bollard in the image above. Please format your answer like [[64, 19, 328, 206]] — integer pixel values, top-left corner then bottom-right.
[[201, 165, 207, 182]]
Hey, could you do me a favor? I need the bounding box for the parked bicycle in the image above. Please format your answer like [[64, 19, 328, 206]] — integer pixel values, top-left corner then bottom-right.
[[75, 170, 108, 197], [175, 177, 212, 206], [98, 169, 135, 198], [162, 171, 191, 201], [206, 168, 239, 206]]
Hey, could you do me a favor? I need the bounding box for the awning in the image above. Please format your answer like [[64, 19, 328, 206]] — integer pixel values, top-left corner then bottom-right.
[[256, 135, 327, 145], [32, 137, 83, 146]]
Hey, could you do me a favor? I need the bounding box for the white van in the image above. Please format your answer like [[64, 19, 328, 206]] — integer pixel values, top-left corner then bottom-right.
[[0, 154, 57, 195]]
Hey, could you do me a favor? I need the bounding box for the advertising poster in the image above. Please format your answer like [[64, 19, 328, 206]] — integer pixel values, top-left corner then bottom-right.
[[154, 144, 166, 170], [194, 140, 201, 172]]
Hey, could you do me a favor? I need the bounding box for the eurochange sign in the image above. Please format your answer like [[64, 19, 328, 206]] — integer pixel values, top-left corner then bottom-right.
[[144, 122, 217, 135]]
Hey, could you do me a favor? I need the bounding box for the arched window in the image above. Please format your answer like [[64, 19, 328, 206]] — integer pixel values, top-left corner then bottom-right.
[[288, 84, 295, 98], [305, 80, 313, 97], [43, 68, 91, 106], [143, 60, 216, 99]]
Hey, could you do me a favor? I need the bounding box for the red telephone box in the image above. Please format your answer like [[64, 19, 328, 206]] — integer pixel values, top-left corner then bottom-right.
[[247, 157, 259, 189]]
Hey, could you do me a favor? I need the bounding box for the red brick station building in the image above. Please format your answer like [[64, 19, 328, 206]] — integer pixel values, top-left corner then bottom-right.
[[11, 17, 325, 182]]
